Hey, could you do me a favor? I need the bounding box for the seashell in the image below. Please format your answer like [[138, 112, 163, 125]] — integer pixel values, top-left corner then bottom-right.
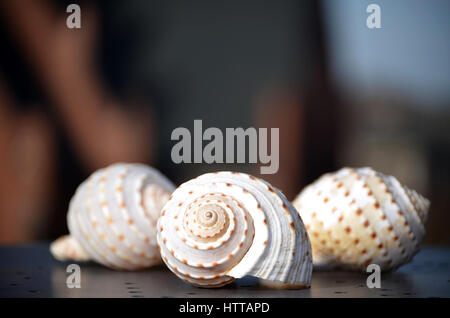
[[51, 234, 90, 262], [50, 163, 176, 270], [157, 171, 312, 288], [293, 167, 430, 271]]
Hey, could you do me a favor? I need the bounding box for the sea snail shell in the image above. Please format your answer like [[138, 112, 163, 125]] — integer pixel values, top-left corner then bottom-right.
[[293, 167, 430, 271], [157, 171, 313, 288], [50, 163, 176, 270]]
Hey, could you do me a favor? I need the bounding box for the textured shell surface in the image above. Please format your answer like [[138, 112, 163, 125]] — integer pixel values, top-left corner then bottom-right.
[[157, 171, 312, 288], [293, 167, 430, 271], [51, 163, 176, 270], [50, 235, 90, 261]]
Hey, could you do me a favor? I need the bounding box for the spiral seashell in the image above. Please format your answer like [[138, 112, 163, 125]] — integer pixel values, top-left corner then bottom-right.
[[293, 167, 430, 271], [50, 163, 176, 270], [157, 171, 312, 288]]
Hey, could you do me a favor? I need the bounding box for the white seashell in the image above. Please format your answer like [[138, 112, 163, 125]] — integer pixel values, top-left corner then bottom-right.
[[293, 167, 430, 271], [50, 163, 175, 270], [50, 235, 90, 262], [157, 171, 312, 288]]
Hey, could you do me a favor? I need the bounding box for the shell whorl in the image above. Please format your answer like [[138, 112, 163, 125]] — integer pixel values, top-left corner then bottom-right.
[[293, 167, 430, 271], [51, 163, 175, 270], [157, 171, 312, 288]]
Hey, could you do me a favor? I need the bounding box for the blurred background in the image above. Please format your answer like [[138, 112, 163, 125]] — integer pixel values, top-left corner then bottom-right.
[[0, 0, 448, 245]]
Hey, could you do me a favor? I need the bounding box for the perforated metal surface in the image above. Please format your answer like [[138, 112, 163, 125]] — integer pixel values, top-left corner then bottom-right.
[[0, 244, 449, 297]]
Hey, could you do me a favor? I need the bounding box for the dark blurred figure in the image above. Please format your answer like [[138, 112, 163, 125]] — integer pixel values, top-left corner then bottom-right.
[[0, 0, 337, 243], [0, 0, 155, 242]]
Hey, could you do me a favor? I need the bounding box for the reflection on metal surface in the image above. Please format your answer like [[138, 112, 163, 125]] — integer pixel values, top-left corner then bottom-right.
[[0, 244, 449, 298]]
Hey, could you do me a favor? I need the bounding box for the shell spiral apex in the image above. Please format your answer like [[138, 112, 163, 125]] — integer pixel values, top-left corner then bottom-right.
[[50, 163, 176, 270], [293, 167, 430, 271], [157, 171, 312, 288]]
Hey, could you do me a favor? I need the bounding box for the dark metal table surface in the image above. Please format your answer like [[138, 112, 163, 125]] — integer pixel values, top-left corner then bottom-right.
[[0, 244, 449, 298]]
